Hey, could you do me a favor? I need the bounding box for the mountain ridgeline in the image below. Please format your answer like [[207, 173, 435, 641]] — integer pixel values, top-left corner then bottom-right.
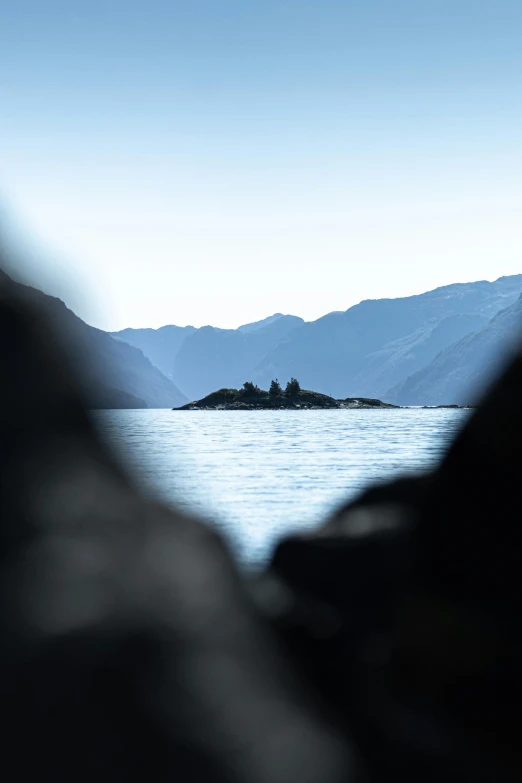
[[114, 274, 522, 407], [0, 271, 187, 409], [390, 293, 522, 405], [4, 270, 520, 408], [112, 325, 197, 380]]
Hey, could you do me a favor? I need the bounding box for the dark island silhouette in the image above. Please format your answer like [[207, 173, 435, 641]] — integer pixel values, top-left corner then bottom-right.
[[175, 378, 399, 410], [174, 379, 473, 410]]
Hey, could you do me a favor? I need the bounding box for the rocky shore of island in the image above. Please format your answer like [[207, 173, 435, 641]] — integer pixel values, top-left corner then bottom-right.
[[173, 379, 402, 410]]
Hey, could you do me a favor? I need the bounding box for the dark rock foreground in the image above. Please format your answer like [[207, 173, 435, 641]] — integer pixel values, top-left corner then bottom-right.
[[2, 265, 520, 782]]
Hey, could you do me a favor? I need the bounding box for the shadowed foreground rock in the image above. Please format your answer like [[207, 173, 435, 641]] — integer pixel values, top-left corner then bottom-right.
[[1, 268, 521, 781], [0, 273, 355, 781]]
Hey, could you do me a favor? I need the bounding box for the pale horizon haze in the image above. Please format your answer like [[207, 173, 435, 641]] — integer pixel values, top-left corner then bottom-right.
[[1, 1, 521, 330]]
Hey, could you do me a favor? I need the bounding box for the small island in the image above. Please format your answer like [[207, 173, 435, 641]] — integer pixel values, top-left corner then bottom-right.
[[173, 378, 399, 411]]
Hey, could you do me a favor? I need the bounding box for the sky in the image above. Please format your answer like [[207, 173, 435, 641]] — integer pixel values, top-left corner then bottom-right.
[[1, 0, 521, 330]]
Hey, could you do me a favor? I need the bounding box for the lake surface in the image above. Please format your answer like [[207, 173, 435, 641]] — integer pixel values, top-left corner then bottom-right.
[[95, 409, 469, 568]]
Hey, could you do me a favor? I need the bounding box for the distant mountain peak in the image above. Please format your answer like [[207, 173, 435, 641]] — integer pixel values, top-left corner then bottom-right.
[[237, 313, 287, 333]]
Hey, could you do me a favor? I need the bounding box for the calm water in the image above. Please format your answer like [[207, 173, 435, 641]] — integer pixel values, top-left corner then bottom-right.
[[95, 409, 468, 567]]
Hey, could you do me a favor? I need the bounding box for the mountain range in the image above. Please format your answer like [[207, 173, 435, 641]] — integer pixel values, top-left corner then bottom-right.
[[390, 293, 522, 405], [113, 274, 522, 406], [0, 270, 187, 409], [4, 268, 521, 408]]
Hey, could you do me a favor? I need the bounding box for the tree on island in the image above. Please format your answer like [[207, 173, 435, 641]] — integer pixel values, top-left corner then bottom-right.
[[240, 381, 260, 397], [285, 377, 301, 398], [269, 379, 283, 397]]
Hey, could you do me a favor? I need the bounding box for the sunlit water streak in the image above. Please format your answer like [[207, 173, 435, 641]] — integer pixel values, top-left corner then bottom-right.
[[95, 409, 468, 567]]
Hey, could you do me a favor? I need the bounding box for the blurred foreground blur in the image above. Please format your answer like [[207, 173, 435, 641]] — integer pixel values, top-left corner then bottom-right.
[[1, 262, 522, 782]]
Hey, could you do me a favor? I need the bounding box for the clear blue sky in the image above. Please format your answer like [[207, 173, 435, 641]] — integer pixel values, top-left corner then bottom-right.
[[1, 0, 521, 329]]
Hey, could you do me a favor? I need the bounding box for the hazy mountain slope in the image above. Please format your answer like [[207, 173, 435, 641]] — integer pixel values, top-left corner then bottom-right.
[[251, 276, 522, 399], [111, 324, 196, 380], [349, 313, 488, 397], [113, 314, 302, 397], [90, 387, 148, 409], [78, 322, 188, 408], [173, 314, 304, 399], [1, 272, 187, 408], [389, 295, 522, 406]]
